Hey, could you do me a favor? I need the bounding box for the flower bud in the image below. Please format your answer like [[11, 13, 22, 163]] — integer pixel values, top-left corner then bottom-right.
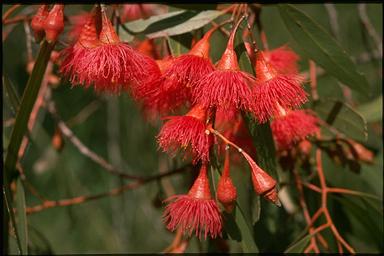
[[44, 4, 65, 43], [217, 152, 237, 213], [52, 127, 64, 152], [242, 150, 280, 206], [31, 5, 49, 42], [347, 139, 374, 164]]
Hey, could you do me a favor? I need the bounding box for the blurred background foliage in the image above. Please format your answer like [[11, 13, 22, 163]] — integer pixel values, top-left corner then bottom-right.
[[3, 3, 383, 253]]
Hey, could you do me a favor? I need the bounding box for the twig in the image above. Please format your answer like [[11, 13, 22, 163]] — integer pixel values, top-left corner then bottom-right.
[[302, 182, 322, 193], [309, 60, 319, 101], [25, 164, 193, 214], [2, 4, 21, 22], [44, 99, 145, 181], [65, 100, 102, 127], [16, 163, 48, 202], [293, 167, 320, 253], [210, 21, 230, 37], [313, 133, 355, 253], [3, 15, 30, 25]]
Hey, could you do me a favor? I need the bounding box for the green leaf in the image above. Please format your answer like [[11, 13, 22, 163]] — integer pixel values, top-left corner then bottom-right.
[[3, 185, 22, 255], [167, 33, 193, 56], [16, 179, 28, 254], [222, 204, 260, 252], [278, 4, 370, 97], [123, 11, 190, 34], [147, 10, 224, 39], [357, 96, 382, 123], [4, 40, 54, 180], [167, 4, 218, 11], [245, 118, 278, 177], [284, 233, 312, 253], [3, 75, 21, 115], [314, 99, 368, 141], [233, 22, 255, 76]]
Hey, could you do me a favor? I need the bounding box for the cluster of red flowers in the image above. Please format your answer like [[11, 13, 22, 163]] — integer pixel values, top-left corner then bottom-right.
[[31, 5, 320, 240]]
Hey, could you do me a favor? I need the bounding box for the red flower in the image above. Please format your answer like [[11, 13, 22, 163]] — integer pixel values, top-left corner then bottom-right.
[[252, 51, 307, 123], [60, 12, 101, 88], [264, 45, 300, 74], [163, 165, 222, 240], [132, 57, 182, 118], [193, 17, 254, 115], [157, 105, 211, 163], [156, 25, 218, 111], [271, 109, 319, 150], [60, 8, 154, 93]]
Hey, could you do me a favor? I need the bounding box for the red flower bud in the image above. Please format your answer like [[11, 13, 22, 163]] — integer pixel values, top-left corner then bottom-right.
[[188, 164, 212, 200], [242, 150, 280, 206], [347, 139, 374, 164], [99, 10, 120, 44], [298, 139, 312, 156], [44, 5, 64, 43], [31, 5, 49, 42], [217, 151, 237, 213], [52, 127, 64, 152]]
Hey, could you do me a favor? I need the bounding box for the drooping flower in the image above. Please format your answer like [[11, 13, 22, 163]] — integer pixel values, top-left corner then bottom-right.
[[217, 150, 237, 213], [60, 11, 101, 88], [163, 164, 223, 240], [60, 7, 154, 93], [263, 45, 300, 74], [155, 25, 219, 112], [271, 108, 319, 151], [193, 17, 254, 116], [251, 50, 308, 123], [157, 105, 212, 163], [131, 57, 182, 119]]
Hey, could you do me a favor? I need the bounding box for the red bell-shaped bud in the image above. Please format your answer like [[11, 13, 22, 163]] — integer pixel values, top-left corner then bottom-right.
[[217, 151, 237, 213], [77, 11, 101, 48], [216, 16, 245, 71], [242, 150, 280, 206], [255, 50, 278, 83], [188, 25, 218, 58], [188, 164, 212, 200], [44, 4, 64, 43], [99, 8, 120, 44], [31, 5, 49, 42]]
